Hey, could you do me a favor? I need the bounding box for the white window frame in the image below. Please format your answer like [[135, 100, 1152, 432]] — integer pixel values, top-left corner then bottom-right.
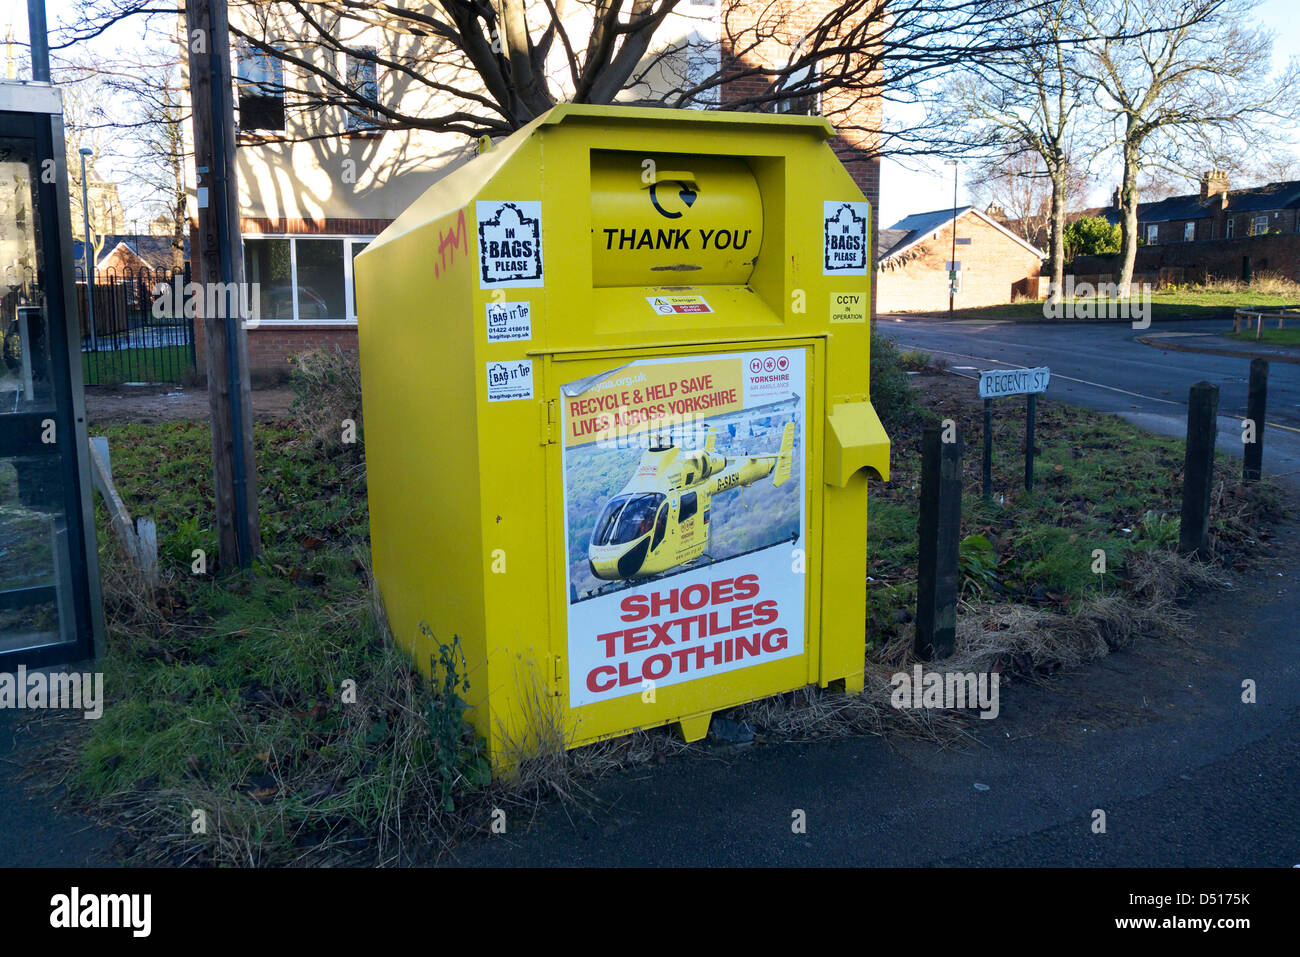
[[1184, 221, 1195, 242], [243, 234, 375, 325], [1145, 224, 1159, 244], [1226, 217, 1235, 238], [1252, 214, 1268, 236]]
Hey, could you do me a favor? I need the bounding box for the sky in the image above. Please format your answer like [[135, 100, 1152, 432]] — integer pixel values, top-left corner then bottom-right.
[[876, 0, 1300, 228]]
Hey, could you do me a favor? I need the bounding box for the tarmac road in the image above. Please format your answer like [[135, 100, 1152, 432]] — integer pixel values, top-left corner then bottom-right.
[[877, 317, 1300, 482]]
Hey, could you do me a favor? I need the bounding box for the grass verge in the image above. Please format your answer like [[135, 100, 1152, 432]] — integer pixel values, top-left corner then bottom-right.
[[1224, 327, 1300, 347]]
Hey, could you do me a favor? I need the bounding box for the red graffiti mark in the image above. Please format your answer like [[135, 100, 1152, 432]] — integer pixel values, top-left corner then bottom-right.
[[434, 209, 469, 278]]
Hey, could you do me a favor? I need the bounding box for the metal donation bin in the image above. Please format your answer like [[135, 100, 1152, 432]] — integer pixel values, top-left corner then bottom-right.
[[355, 105, 890, 769]]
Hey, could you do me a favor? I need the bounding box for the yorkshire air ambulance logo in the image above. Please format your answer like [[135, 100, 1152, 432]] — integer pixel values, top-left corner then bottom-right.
[[823, 201, 869, 275], [477, 200, 544, 287]]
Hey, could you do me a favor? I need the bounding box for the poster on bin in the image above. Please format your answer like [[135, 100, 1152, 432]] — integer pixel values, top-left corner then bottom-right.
[[561, 348, 806, 707]]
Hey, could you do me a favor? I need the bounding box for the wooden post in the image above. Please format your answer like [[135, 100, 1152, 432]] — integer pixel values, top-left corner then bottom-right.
[[1244, 358, 1268, 482], [185, 0, 259, 570], [1179, 381, 1219, 557], [1024, 393, 1036, 490], [916, 426, 962, 660], [982, 397, 993, 500]]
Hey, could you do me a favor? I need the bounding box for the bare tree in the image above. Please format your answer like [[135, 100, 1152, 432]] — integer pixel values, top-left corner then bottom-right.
[[943, 0, 1097, 304], [1080, 0, 1300, 295], [52, 1, 1129, 161], [969, 145, 1091, 250]]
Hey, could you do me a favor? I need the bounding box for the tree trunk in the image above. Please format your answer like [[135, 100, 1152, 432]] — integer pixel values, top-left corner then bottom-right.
[[1047, 166, 1066, 305], [1117, 137, 1140, 298]]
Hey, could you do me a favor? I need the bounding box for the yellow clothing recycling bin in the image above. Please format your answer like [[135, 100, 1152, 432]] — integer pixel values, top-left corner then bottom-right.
[[355, 104, 890, 768]]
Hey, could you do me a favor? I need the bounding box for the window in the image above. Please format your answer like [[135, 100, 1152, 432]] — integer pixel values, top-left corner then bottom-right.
[[1226, 217, 1235, 238], [344, 48, 379, 132], [1184, 221, 1195, 242], [679, 492, 698, 522], [1252, 215, 1269, 236], [591, 494, 665, 545], [651, 505, 668, 550], [772, 62, 819, 115], [243, 235, 373, 323], [236, 43, 285, 131], [1145, 224, 1159, 244]]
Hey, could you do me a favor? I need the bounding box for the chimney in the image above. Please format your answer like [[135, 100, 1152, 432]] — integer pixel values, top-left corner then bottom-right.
[[1111, 186, 1121, 209], [1200, 169, 1230, 205]]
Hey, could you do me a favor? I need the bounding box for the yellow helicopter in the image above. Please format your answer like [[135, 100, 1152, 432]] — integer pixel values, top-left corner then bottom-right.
[[587, 421, 796, 582]]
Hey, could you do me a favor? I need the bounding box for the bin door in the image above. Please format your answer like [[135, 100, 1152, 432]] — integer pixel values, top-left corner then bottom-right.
[[550, 344, 815, 743], [0, 109, 99, 667]]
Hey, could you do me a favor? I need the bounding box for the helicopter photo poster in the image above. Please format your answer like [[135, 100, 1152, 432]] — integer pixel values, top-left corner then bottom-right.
[[560, 348, 807, 708]]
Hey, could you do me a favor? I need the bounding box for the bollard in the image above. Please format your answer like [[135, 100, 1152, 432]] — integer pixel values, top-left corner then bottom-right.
[[916, 425, 962, 660], [1244, 358, 1268, 482], [1179, 381, 1219, 558], [982, 397, 993, 500]]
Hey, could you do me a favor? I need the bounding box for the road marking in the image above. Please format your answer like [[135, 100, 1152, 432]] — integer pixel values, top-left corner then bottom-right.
[[920, 346, 1183, 405], [896, 339, 1300, 435]]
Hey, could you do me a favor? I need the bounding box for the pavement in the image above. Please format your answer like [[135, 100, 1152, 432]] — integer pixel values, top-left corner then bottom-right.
[[0, 709, 118, 867], [1134, 329, 1300, 365], [878, 316, 1300, 482]]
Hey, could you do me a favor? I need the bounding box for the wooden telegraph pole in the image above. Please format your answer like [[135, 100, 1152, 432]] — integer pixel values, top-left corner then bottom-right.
[[184, 0, 259, 569]]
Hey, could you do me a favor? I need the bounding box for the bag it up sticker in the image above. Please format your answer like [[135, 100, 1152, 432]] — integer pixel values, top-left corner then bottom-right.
[[829, 291, 868, 323], [646, 294, 713, 315], [486, 301, 531, 342], [823, 201, 869, 275], [477, 201, 543, 288], [486, 359, 533, 402]]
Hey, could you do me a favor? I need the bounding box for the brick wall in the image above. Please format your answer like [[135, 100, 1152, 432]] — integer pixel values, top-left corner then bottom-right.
[[876, 213, 1042, 313], [1073, 232, 1300, 285], [193, 317, 358, 385]]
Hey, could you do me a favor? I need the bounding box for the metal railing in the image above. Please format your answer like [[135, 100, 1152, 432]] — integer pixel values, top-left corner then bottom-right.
[[75, 264, 197, 385]]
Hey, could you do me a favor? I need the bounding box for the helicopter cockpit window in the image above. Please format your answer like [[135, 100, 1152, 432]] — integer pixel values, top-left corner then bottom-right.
[[679, 491, 698, 522], [610, 493, 664, 545], [592, 496, 629, 546]]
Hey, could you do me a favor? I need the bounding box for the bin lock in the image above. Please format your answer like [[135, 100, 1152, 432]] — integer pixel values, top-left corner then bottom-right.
[[825, 401, 891, 486]]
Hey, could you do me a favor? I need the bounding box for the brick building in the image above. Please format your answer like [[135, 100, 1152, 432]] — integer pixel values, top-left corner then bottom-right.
[[190, 2, 882, 378], [1065, 171, 1300, 284], [1110, 171, 1300, 246], [875, 206, 1045, 313]]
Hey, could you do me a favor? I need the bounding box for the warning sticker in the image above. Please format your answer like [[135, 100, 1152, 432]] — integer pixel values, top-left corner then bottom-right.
[[486, 360, 534, 402], [823, 201, 870, 275], [829, 291, 868, 323], [646, 294, 713, 315], [486, 301, 532, 342], [477, 201, 543, 288]]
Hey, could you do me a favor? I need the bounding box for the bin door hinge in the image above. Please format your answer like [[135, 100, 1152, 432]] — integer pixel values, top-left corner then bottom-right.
[[547, 653, 563, 696], [540, 398, 558, 445]]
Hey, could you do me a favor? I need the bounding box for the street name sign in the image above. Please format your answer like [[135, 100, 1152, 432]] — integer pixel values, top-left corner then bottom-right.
[[978, 366, 1050, 399]]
